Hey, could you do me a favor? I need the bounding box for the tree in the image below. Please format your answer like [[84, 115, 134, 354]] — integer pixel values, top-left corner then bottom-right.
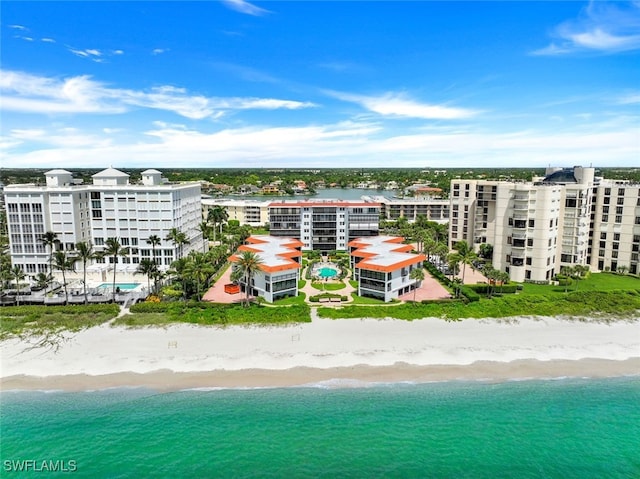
[[453, 241, 477, 284], [197, 221, 211, 253], [207, 206, 229, 243], [234, 251, 264, 307], [409, 267, 425, 304], [452, 277, 463, 299], [572, 265, 589, 291], [447, 252, 462, 282], [560, 266, 574, 293], [479, 243, 494, 261], [10, 265, 25, 306], [40, 231, 59, 276], [185, 251, 214, 299], [136, 259, 158, 296], [75, 241, 97, 305], [104, 238, 129, 303], [33, 272, 53, 291], [166, 228, 190, 260], [167, 257, 190, 300], [146, 235, 162, 266], [52, 250, 75, 305]]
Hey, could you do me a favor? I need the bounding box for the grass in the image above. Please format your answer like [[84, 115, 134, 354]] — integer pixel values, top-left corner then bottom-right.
[[349, 294, 388, 305], [273, 293, 306, 305], [0, 304, 120, 339], [349, 280, 359, 288], [311, 281, 346, 291], [318, 290, 640, 321], [113, 301, 311, 327], [298, 279, 307, 289], [518, 272, 640, 296]]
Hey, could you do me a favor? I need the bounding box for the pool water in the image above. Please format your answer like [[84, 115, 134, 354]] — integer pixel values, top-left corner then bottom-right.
[[317, 267, 338, 279], [97, 283, 141, 290]]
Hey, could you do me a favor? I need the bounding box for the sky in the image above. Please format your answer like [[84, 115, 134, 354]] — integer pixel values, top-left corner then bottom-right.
[[1, 1, 639, 169]]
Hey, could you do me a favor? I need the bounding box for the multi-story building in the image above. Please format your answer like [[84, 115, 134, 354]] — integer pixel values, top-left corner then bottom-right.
[[589, 181, 640, 275], [4, 168, 203, 281], [228, 235, 302, 302], [364, 195, 449, 224], [349, 235, 426, 302], [449, 166, 640, 282], [201, 198, 270, 227], [269, 200, 381, 251]]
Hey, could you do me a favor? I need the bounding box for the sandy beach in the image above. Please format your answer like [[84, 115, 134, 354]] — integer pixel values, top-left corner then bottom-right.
[[2, 313, 639, 391]]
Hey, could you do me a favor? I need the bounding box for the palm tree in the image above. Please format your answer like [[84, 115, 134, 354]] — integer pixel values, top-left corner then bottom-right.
[[33, 272, 52, 291], [453, 241, 477, 284], [234, 250, 263, 307], [560, 265, 574, 293], [146, 235, 162, 266], [135, 259, 158, 296], [104, 238, 129, 303], [40, 231, 59, 276], [447, 252, 462, 281], [452, 277, 463, 299], [207, 206, 228, 243], [198, 221, 211, 253], [166, 228, 190, 260], [409, 267, 425, 304], [75, 241, 96, 305], [52, 250, 75, 305], [10, 265, 25, 306], [167, 257, 190, 300], [185, 252, 215, 299]]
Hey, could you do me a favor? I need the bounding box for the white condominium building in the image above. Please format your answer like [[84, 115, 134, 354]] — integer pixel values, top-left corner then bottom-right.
[[449, 166, 640, 282], [349, 235, 426, 302], [268, 200, 381, 252], [364, 195, 449, 224], [5, 168, 203, 279], [201, 198, 270, 227], [228, 235, 302, 303]]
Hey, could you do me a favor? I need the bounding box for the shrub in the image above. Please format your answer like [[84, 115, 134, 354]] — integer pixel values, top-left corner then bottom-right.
[[459, 286, 480, 302]]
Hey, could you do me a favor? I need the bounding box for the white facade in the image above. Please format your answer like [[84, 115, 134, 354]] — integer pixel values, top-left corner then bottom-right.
[[229, 236, 302, 303], [201, 198, 270, 227], [449, 166, 640, 282], [364, 195, 449, 224], [5, 168, 203, 281], [269, 200, 381, 251], [350, 236, 426, 302]]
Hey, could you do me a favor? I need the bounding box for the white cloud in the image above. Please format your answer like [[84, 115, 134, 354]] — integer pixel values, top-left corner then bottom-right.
[[112, 49, 124, 55], [327, 91, 478, 120], [3, 120, 637, 169], [152, 48, 167, 55], [617, 92, 640, 104], [222, 0, 271, 16], [14, 35, 34, 41], [8, 24, 28, 30], [41, 38, 56, 43], [0, 70, 316, 119], [533, 1, 640, 55]]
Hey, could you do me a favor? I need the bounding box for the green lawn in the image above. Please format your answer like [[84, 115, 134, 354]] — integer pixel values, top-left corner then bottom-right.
[[518, 272, 640, 296], [311, 282, 346, 291], [273, 292, 306, 305], [349, 294, 388, 305], [319, 290, 640, 321]]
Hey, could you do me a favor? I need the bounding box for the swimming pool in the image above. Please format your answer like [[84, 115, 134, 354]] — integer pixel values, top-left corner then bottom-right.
[[97, 283, 141, 290], [317, 267, 339, 279]]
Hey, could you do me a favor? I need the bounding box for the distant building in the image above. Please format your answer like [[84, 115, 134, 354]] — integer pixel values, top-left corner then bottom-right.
[[201, 198, 270, 227], [449, 166, 640, 282], [365, 195, 449, 224], [349, 235, 426, 302], [228, 235, 302, 302], [4, 168, 203, 281], [268, 199, 381, 251]]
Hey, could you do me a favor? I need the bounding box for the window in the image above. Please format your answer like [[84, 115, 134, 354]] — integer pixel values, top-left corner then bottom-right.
[[618, 188, 625, 196], [528, 219, 535, 227], [617, 197, 624, 205], [527, 238, 533, 247], [614, 233, 620, 241], [615, 215, 622, 223]]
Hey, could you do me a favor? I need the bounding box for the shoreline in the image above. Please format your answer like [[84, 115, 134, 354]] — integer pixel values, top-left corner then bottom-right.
[[2, 315, 639, 392], [2, 358, 639, 392]]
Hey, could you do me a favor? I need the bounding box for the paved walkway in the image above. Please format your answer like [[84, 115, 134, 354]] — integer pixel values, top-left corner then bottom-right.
[[202, 265, 247, 304]]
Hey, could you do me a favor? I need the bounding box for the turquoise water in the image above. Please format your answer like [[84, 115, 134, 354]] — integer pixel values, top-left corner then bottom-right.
[[2, 377, 639, 478], [96, 282, 140, 290], [317, 266, 338, 278]]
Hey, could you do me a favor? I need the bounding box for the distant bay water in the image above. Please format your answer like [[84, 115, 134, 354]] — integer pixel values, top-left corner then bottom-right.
[[218, 188, 399, 201], [2, 377, 639, 478]]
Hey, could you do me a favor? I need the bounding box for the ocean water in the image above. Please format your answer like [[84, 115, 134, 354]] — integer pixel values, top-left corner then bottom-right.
[[2, 377, 639, 478]]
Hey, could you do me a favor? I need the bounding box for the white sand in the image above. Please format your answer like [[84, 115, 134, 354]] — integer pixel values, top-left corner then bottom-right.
[[2, 314, 639, 385]]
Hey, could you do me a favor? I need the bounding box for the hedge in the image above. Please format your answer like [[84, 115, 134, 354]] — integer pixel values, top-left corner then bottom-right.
[[467, 284, 518, 294]]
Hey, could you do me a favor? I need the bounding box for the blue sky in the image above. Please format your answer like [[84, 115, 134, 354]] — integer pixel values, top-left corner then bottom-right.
[[1, 1, 638, 169]]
